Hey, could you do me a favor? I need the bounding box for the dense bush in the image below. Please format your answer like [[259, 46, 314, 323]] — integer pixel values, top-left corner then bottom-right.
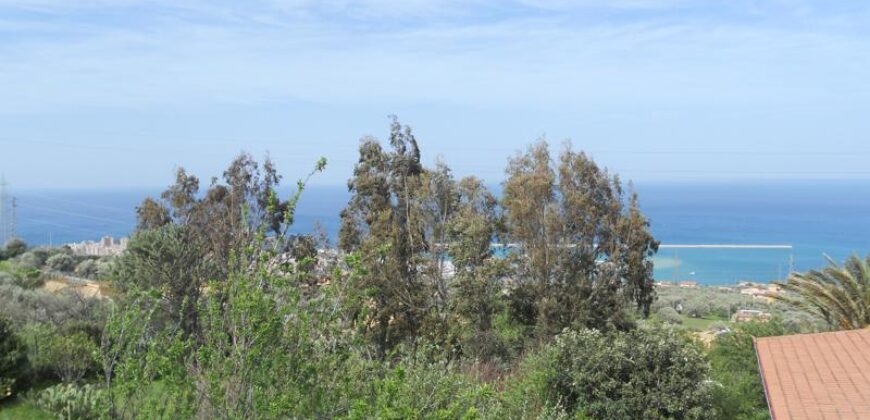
[[22, 324, 99, 383], [2, 257, 44, 289], [656, 306, 682, 324], [551, 326, 714, 419], [493, 344, 570, 418], [347, 361, 495, 419], [0, 271, 16, 286], [2, 238, 27, 260], [0, 316, 28, 399], [15, 251, 43, 270], [74, 259, 99, 279], [709, 320, 788, 419], [46, 253, 76, 272], [0, 285, 106, 329]]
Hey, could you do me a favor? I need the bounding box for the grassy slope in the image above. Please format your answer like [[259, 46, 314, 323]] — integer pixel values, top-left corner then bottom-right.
[[681, 315, 727, 331], [0, 398, 52, 420]]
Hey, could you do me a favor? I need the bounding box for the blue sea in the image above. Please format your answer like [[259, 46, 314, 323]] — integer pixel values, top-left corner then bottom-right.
[[6, 180, 869, 285]]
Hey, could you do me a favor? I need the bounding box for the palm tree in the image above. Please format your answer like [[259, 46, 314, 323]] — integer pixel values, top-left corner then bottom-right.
[[774, 254, 870, 330]]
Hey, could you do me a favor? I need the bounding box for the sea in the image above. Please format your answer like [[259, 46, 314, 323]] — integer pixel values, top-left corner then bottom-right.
[[6, 180, 869, 286]]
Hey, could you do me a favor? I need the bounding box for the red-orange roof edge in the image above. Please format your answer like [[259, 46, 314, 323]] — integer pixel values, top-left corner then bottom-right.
[[753, 336, 777, 420]]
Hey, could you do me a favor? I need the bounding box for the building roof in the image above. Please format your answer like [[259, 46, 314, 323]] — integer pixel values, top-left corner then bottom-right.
[[754, 329, 870, 419]]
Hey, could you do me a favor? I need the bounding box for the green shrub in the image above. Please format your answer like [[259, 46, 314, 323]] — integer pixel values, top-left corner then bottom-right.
[[21, 325, 98, 383], [0, 272, 16, 287], [28, 383, 107, 420], [0, 317, 28, 400], [551, 326, 714, 419], [347, 361, 495, 419], [74, 260, 99, 279], [709, 320, 787, 419], [2, 239, 27, 260], [16, 252, 44, 270], [656, 306, 683, 325], [46, 254, 76, 273], [494, 345, 571, 419]]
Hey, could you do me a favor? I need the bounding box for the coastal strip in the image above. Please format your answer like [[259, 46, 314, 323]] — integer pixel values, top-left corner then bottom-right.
[[659, 244, 793, 249]]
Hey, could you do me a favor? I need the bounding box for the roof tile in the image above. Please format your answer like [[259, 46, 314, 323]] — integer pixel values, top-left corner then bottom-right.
[[755, 329, 870, 420]]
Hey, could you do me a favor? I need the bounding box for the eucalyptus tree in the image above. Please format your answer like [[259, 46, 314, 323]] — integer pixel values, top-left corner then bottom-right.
[[339, 117, 433, 358], [502, 140, 658, 335], [127, 153, 325, 337], [446, 176, 508, 360], [774, 254, 870, 330]]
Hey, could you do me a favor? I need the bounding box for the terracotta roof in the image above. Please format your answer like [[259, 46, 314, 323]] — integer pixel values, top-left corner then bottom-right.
[[754, 329, 870, 420]]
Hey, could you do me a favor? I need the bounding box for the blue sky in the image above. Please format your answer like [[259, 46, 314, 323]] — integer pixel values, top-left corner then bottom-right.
[[1, 0, 870, 189]]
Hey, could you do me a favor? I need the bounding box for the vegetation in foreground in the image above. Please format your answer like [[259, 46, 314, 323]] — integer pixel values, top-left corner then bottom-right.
[[0, 119, 852, 419]]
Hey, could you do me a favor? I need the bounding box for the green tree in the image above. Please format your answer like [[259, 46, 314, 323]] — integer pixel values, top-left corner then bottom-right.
[[447, 177, 508, 360], [339, 117, 432, 358], [134, 153, 312, 280], [502, 140, 658, 335], [112, 225, 215, 337], [774, 254, 870, 330]]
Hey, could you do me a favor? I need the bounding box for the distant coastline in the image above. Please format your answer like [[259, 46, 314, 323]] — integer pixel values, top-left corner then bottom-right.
[[5, 180, 868, 286]]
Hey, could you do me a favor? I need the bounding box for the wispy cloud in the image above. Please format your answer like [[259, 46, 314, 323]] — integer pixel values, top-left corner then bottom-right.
[[0, 0, 868, 115]]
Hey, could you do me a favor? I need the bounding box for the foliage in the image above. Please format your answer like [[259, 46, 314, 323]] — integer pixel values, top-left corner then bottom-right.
[[74, 259, 100, 279], [339, 118, 434, 358], [551, 326, 714, 419], [346, 361, 494, 419], [493, 345, 570, 419], [1, 239, 27, 260], [501, 141, 658, 335], [46, 253, 76, 273], [100, 159, 361, 419], [656, 306, 683, 324], [708, 320, 788, 419], [0, 263, 43, 289], [447, 177, 510, 361], [111, 225, 214, 337], [14, 252, 43, 271], [134, 152, 322, 281], [0, 284, 106, 332], [0, 316, 28, 400], [27, 383, 107, 420], [21, 324, 99, 383], [774, 254, 870, 330]]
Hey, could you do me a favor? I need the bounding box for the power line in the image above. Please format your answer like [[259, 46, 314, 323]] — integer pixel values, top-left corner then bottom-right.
[[15, 200, 132, 225], [18, 191, 135, 215]]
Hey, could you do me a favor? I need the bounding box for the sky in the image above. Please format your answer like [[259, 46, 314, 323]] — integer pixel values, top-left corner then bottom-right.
[[1, 0, 870, 189]]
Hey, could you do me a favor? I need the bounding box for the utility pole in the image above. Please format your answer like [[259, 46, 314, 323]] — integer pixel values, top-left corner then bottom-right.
[[10, 197, 16, 239], [0, 175, 6, 244]]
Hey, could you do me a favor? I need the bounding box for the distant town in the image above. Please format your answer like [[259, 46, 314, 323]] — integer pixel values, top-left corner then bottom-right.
[[66, 236, 128, 257]]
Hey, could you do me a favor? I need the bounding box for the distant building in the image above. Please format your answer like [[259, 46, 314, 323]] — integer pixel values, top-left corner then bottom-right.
[[740, 284, 780, 304], [735, 309, 770, 323], [67, 236, 128, 256], [678, 280, 698, 288]]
